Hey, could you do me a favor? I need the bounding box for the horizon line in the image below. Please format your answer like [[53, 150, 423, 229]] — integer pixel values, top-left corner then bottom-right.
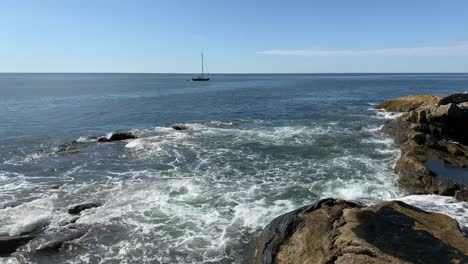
[[1, 72, 468, 74]]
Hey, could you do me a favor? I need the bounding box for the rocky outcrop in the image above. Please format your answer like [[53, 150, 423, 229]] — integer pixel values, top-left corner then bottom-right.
[[379, 93, 468, 200], [97, 131, 136, 142], [68, 202, 101, 215], [376, 95, 442, 112], [255, 199, 468, 264]]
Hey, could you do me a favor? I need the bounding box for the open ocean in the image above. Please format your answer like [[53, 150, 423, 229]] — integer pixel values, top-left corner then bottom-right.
[[1, 73, 468, 263]]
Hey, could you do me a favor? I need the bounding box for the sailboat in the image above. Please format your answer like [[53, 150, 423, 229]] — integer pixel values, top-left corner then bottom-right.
[[192, 53, 210, 81]]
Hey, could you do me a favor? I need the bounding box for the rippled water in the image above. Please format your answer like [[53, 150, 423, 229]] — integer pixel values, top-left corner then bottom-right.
[[1, 73, 468, 263]]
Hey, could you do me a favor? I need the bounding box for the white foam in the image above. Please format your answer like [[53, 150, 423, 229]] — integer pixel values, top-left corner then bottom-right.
[[0, 172, 43, 208], [369, 108, 404, 120], [231, 198, 297, 230], [3, 152, 44, 165], [75, 136, 97, 143], [105, 132, 113, 139], [0, 195, 56, 236], [394, 194, 468, 228], [361, 136, 395, 146], [363, 125, 384, 133]]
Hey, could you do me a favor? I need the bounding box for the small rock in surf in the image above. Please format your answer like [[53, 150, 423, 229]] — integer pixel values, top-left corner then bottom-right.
[[68, 202, 102, 215], [97, 131, 136, 142], [172, 125, 190, 131]]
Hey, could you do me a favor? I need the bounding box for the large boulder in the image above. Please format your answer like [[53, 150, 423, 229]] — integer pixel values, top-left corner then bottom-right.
[[255, 199, 361, 264], [376, 95, 442, 112], [256, 199, 468, 264]]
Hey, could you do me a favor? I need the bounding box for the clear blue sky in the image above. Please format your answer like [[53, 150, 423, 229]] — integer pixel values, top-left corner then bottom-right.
[[1, 0, 467, 73]]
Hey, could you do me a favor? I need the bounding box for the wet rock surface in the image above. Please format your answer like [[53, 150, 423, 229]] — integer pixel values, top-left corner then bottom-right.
[[68, 202, 102, 215], [438, 93, 468, 106], [255, 199, 468, 264], [379, 93, 468, 200], [0, 235, 36, 256], [172, 124, 190, 131], [18, 225, 88, 254], [10, 225, 89, 263], [97, 131, 136, 142]]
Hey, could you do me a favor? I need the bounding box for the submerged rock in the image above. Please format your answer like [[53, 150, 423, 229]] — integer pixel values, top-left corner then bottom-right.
[[18, 225, 87, 254], [256, 199, 468, 264], [11, 225, 89, 263], [68, 202, 101, 215], [97, 131, 136, 142]]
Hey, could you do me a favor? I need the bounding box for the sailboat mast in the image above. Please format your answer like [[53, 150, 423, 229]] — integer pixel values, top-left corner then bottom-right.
[[201, 52, 204, 77]]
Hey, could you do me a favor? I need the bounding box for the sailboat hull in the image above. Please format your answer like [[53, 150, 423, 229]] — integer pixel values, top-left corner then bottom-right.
[[192, 77, 210, 81]]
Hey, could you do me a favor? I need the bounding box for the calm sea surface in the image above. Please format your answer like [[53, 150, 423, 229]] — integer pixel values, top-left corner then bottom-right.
[[1, 73, 467, 263]]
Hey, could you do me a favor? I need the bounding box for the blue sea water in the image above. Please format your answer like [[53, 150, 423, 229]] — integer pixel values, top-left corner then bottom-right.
[[1, 73, 467, 263]]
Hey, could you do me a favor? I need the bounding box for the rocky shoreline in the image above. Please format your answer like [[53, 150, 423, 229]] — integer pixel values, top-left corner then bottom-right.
[[255, 93, 468, 264], [377, 93, 468, 200]]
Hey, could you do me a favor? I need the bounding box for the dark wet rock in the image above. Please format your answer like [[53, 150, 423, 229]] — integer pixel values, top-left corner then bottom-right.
[[68, 202, 101, 215], [410, 133, 426, 145], [379, 94, 468, 201], [256, 199, 468, 264], [59, 216, 80, 226], [97, 131, 136, 142], [172, 125, 190, 131], [0, 235, 36, 256], [424, 103, 468, 144], [438, 93, 468, 106]]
